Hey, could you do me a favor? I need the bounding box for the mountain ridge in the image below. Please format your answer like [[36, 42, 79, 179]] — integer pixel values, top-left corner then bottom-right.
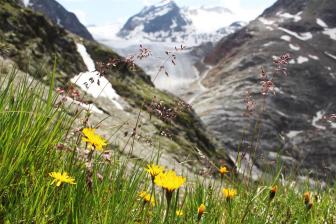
[[27, 0, 94, 40]]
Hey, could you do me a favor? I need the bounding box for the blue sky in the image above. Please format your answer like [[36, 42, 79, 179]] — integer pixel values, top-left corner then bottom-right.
[[57, 0, 277, 26]]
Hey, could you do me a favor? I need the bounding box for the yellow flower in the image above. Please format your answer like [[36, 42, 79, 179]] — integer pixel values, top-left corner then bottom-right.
[[139, 191, 155, 206], [197, 203, 206, 221], [145, 164, 164, 179], [49, 171, 76, 187], [176, 210, 183, 217], [82, 128, 107, 151], [223, 188, 237, 199], [218, 166, 229, 176], [154, 170, 186, 192]]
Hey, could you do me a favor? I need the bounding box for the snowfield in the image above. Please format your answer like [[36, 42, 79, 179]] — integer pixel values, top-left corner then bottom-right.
[[72, 43, 123, 110]]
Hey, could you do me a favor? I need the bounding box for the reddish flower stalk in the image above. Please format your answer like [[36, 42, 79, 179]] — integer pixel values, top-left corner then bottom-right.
[[273, 53, 291, 76], [244, 91, 256, 116], [260, 67, 276, 96]]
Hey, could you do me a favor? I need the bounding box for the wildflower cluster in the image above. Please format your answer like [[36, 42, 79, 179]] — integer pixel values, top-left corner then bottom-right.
[[147, 96, 191, 123], [260, 67, 276, 96], [273, 53, 291, 76], [244, 91, 256, 116], [49, 126, 107, 189], [137, 44, 152, 60]]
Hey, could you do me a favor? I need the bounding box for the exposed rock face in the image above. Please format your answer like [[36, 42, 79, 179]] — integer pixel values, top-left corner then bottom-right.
[[191, 0, 336, 180], [29, 0, 94, 40]]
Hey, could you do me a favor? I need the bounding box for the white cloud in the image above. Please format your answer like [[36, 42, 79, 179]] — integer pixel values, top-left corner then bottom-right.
[[217, 0, 266, 21]]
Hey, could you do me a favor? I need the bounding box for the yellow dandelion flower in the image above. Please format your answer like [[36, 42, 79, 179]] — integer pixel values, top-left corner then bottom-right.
[[154, 170, 186, 193], [223, 188, 237, 199], [218, 166, 229, 176], [176, 210, 184, 217], [82, 128, 107, 151], [139, 191, 155, 206], [145, 164, 164, 179], [49, 171, 76, 187]]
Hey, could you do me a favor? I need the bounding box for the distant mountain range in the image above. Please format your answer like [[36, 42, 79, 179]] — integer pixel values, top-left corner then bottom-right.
[[116, 0, 246, 46]]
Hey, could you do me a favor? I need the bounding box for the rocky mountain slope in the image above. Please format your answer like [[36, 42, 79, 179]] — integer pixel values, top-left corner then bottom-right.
[[189, 0, 336, 180], [26, 0, 94, 40], [0, 0, 229, 176]]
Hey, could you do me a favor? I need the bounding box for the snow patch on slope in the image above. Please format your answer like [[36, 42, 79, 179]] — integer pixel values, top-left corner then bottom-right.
[[279, 27, 313, 41], [308, 55, 319, 60], [316, 18, 328, 28], [312, 111, 326, 130], [289, 44, 300, 51], [325, 51, 336, 60], [286, 130, 303, 138], [277, 11, 302, 22], [258, 17, 274, 25], [72, 43, 123, 110], [316, 18, 336, 40], [281, 35, 291, 42], [76, 43, 95, 71], [263, 42, 274, 47], [297, 56, 309, 64], [322, 28, 336, 41]]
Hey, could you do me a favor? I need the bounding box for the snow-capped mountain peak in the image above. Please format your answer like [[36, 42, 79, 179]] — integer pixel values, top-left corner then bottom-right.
[[118, 0, 190, 41], [116, 1, 244, 46]]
